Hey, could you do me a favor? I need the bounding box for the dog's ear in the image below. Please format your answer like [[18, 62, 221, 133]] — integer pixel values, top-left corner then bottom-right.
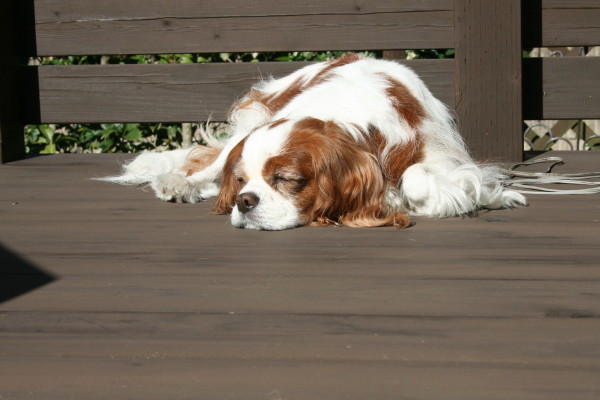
[[309, 122, 411, 228], [212, 140, 246, 215]]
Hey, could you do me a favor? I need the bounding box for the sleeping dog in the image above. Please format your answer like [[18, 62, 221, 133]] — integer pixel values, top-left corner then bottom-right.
[[103, 53, 526, 230]]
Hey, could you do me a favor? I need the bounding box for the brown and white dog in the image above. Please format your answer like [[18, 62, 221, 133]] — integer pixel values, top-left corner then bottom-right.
[[104, 53, 526, 230]]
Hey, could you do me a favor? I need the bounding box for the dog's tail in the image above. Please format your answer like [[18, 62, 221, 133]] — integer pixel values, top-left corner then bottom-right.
[[95, 147, 194, 185]]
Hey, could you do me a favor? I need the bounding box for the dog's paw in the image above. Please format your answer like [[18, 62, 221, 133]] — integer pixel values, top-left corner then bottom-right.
[[154, 174, 200, 203], [154, 174, 219, 203], [155, 173, 188, 202]]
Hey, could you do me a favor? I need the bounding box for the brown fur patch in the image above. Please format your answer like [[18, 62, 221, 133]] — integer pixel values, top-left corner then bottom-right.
[[212, 139, 247, 215], [308, 52, 361, 87], [268, 118, 289, 129], [380, 73, 426, 129], [180, 146, 222, 177], [361, 125, 424, 186], [230, 53, 362, 119], [318, 52, 361, 75], [260, 78, 304, 114], [268, 118, 412, 228]]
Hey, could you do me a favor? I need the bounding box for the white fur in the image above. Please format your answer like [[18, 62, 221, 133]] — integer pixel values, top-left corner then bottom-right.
[[276, 59, 422, 146], [102, 54, 527, 229], [231, 179, 301, 230], [232, 121, 303, 230]]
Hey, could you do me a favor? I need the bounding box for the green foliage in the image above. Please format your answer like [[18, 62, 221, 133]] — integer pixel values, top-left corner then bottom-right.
[[25, 123, 183, 154], [25, 124, 77, 154], [30, 51, 384, 67]]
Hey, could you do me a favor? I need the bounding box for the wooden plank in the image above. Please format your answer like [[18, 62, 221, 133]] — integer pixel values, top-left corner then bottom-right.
[[545, 0, 600, 5], [0, 357, 598, 400], [1, 312, 599, 400], [26, 0, 454, 56], [34, 0, 455, 21], [21, 59, 455, 124], [1, 151, 599, 399], [524, 1, 600, 48], [0, 0, 25, 162], [523, 57, 600, 120], [1, 153, 599, 317], [454, 0, 523, 162], [542, 0, 600, 46]]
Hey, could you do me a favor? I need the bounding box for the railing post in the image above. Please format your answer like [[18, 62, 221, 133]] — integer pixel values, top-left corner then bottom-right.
[[0, 0, 26, 163], [454, 0, 523, 162]]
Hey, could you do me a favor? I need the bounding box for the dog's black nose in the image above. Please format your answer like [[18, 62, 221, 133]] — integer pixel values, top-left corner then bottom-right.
[[236, 192, 260, 214]]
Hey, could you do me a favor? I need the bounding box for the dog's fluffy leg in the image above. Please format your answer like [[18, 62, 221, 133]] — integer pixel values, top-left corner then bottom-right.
[[99, 147, 220, 202], [154, 172, 219, 203], [101, 79, 274, 203], [400, 161, 527, 217]]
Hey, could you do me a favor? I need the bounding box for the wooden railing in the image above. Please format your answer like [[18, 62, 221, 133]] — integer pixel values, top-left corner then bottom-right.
[[1, 0, 599, 163]]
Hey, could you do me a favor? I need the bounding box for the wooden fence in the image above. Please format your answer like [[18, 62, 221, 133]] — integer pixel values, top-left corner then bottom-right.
[[1, 0, 599, 163]]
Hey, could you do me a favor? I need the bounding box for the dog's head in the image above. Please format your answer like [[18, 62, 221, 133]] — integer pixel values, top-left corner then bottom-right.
[[213, 118, 412, 230]]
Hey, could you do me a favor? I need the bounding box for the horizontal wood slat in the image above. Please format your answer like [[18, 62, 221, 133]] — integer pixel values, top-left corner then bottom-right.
[[523, 1, 600, 47], [523, 57, 600, 120], [21, 60, 455, 124], [34, 0, 455, 21], [25, 0, 454, 56], [544, 0, 600, 5], [543, 8, 600, 46], [2, 311, 599, 399]]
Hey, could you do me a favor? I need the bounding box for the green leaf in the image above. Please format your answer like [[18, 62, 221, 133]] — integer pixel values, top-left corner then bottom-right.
[[39, 125, 54, 143], [124, 128, 142, 141], [40, 143, 57, 154], [100, 125, 118, 138], [100, 138, 114, 149]]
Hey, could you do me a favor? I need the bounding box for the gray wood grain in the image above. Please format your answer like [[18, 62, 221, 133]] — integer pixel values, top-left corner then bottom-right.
[[523, 57, 600, 120], [29, 0, 454, 56], [22, 60, 455, 124], [542, 0, 600, 46], [454, 0, 523, 162]]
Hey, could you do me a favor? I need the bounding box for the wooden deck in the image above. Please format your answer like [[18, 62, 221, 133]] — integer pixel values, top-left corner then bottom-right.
[[1, 151, 599, 399]]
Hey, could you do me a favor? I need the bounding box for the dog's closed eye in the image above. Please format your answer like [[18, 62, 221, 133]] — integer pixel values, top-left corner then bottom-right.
[[271, 173, 307, 193], [273, 173, 304, 183]]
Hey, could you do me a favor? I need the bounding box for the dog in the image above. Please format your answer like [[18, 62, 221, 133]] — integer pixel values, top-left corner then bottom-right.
[[103, 53, 527, 230]]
